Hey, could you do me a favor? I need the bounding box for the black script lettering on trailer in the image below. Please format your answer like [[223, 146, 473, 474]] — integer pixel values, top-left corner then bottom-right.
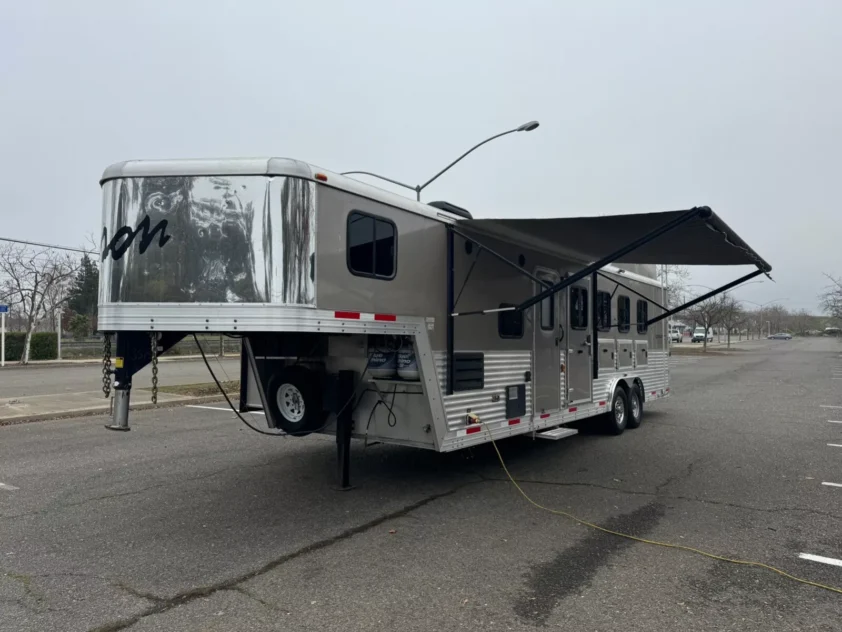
[[101, 215, 172, 261]]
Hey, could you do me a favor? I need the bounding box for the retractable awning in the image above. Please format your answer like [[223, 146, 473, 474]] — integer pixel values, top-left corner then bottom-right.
[[458, 206, 771, 272], [442, 206, 771, 395]]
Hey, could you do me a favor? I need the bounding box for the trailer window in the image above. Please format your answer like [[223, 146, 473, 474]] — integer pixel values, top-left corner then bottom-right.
[[347, 211, 397, 279], [636, 300, 648, 333], [596, 291, 611, 332], [498, 303, 523, 339], [540, 295, 554, 331], [570, 287, 588, 330], [618, 295, 631, 333]]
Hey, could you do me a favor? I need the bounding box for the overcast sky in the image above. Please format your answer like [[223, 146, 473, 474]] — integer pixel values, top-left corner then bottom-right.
[[2, 0, 839, 311]]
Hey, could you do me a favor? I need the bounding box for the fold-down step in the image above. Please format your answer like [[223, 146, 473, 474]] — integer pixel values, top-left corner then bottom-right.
[[536, 427, 578, 441]]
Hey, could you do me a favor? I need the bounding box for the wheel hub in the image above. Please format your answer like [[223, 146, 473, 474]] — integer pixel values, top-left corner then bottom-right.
[[614, 397, 625, 424], [277, 383, 305, 422]]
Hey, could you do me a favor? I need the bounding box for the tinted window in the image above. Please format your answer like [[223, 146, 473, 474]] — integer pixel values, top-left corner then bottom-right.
[[596, 291, 612, 332], [570, 287, 588, 330], [498, 303, 523, 338], [347, 211, 397, 279], [540, 294, 554, 331], [618, 295, 631, 333], [636, 300, 648, 333], [374, 219, 395, 277]]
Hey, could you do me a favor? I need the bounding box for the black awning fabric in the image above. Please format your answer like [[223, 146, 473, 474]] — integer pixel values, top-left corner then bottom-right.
[[459, 208, 772, 272]]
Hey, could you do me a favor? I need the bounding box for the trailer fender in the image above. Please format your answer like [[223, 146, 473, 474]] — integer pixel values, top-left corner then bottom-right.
[[602, 376, 631, 405]]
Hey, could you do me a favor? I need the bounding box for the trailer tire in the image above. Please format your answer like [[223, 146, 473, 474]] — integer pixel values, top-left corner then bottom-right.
[[266, 366, 322, 436], [604, 387, 629, 435], [627, 383, 643, 429]]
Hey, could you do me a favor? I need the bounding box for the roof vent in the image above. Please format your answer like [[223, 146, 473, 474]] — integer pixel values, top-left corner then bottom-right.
[[428, 201, 473, 219]]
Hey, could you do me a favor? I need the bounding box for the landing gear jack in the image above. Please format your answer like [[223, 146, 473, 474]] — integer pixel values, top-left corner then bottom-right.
[[105, 385, 132, 431], [335, 370, 355, 491], [101, 331, 185, 433]]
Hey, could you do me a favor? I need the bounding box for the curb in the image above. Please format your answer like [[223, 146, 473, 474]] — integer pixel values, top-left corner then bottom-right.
[[0, 355, 238, 370], [0, 394, 230, 427]]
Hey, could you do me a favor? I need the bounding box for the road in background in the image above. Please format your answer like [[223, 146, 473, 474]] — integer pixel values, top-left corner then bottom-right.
[[1, 337, 840, 631], [0, 357, 240, 399]]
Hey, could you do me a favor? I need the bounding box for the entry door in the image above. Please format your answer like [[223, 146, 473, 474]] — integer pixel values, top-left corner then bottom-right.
[[533, 269, 561, 414], [566, 281, 593, 404]]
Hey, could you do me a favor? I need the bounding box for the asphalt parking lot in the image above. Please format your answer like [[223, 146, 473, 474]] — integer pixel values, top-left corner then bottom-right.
[[1, 337, 841, 631]]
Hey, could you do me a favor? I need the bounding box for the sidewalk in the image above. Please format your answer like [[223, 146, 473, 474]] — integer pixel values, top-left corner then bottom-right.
[[0, 390, 227, 425]]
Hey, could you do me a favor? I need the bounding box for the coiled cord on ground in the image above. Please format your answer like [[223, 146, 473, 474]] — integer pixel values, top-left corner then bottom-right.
[[486, 429, 842, 597]]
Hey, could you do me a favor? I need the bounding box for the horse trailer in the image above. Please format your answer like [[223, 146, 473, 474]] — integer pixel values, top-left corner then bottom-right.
[[97, 157, 772, 487]]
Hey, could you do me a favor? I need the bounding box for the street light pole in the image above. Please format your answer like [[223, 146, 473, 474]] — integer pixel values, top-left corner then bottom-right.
[[342, 120, 540, 201]]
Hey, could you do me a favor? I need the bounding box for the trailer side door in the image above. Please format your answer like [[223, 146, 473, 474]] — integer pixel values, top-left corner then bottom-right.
[[533, 269, 561, 414], [567, 281, 593, 404]]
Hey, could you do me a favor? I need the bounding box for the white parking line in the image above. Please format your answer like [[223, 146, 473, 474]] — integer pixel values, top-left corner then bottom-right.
[[0, 482, 19, 491], [186, 405, 265, 415], [821, 482, 842, 488], [798, 553, 842, 568], [828, 420, 842, 424], [828, 444, 842, 448], [821, 405, 842, 409]]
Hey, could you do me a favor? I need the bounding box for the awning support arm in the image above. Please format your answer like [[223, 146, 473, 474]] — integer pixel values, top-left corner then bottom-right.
[[516, 206, 710, 312], [446, 228, 455, 395], [453, 250, 482, 308], [645, 269, 764, 327], [597, 271, 668, 312], [449, 227, 554, 289]]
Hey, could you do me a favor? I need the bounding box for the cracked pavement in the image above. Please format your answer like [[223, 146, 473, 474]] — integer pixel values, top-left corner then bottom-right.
[[1, 338, 841, 631]]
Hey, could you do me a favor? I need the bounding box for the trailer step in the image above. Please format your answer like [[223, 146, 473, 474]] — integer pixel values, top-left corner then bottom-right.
[[536, 427, 578, 441]]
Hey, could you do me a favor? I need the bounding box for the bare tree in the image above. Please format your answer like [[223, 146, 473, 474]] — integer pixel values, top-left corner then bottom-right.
[[789, 308, 812, 335], [720, 294, 746, 349], [686, 293, 727, 352], [0, 244, 80, 364], [44, 273, 74, 333], [657, 265, 691, 310], [819, 273, 842, 323], [764, 303, 788, 336]]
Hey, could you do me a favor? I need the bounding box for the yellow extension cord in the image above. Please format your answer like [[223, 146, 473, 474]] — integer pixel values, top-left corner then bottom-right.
[[487, 433, 842, 597]]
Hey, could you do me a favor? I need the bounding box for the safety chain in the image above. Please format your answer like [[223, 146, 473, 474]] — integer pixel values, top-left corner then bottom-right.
[[101, 334, 112, 398], [151, 332, 159, 405]]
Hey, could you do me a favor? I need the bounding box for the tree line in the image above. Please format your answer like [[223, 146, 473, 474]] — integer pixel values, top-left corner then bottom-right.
[[0, 243, 99, 364], [660, 264, 835, 352]]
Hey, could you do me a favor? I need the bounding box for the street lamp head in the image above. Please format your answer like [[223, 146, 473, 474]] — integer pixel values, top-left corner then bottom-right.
[[517, 120, 540, 132]]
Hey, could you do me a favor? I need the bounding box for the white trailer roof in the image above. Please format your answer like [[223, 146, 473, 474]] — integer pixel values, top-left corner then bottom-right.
[[100, 157, 461, 223]]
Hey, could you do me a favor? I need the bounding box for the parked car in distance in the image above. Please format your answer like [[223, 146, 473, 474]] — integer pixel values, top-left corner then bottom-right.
[[670, 330, 682, 343], [767, 332, 792, 340], [691, 327, 713, 343]]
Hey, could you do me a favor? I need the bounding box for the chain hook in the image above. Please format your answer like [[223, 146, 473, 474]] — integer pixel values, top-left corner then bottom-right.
[[151, 332, 159, 405], [101, 333, 112, 398]]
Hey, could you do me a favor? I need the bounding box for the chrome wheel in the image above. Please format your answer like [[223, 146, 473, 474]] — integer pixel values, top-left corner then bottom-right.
[[614, 397, 625, 425], [631, 393, 640, 420], [277, 383, 305, 422]]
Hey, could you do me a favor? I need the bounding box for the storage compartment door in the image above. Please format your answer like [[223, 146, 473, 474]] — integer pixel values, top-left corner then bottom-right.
[[635, 341, 648, 367], [617, 340, 634, 369]]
